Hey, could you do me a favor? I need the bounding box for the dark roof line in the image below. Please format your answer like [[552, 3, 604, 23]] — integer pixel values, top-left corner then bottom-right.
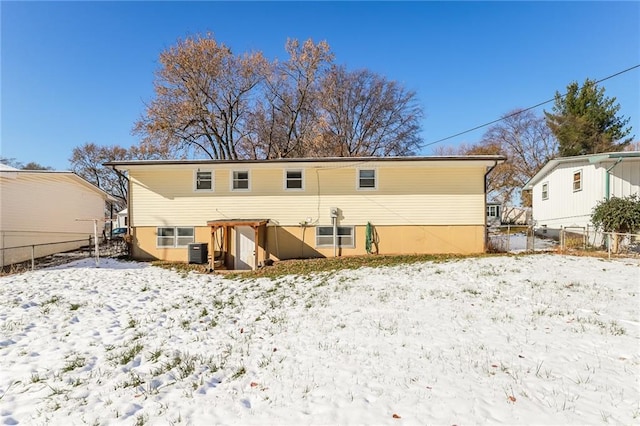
[[104, 155, 506, 167]]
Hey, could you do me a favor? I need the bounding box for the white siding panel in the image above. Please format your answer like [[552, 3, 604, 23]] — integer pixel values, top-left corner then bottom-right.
[[610, 160, 640, 198], [531, 157, 640, 229], [532, 162, 601, 226]]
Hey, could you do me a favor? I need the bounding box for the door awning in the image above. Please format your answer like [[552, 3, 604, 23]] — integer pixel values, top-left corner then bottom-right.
[[206, 219, 269, 227]]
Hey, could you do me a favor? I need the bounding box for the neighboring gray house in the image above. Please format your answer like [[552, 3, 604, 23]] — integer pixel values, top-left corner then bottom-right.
[[523, 151, 640, 238]]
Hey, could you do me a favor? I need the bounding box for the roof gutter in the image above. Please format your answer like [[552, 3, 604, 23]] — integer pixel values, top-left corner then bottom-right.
[[484, 160, 500, 195]]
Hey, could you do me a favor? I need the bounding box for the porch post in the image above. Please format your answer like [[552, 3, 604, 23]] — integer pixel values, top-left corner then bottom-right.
[[209, 226, 217, 272], [253, 226, 259, 270]]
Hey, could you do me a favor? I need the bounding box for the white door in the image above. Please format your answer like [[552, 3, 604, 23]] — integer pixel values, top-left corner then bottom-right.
[[235, 226, 255, 270]]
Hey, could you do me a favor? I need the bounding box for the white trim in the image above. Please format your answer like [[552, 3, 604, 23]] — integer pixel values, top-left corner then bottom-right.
[[356, 168, 377, 190], [157, 226, 195, 248], [315, 225, 355, 248], [231, 170, 251, 192], [284, 169, 305, 191], [524, 151, 640, 190], [572, 169, 582, 192], [194, 170, 214, 192]]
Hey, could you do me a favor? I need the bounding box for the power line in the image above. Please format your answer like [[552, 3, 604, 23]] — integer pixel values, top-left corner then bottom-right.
[[423, 64, 640, 148]]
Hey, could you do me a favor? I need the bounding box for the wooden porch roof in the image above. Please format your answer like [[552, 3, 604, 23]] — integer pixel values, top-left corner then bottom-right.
[[206, 219, 269, 227]]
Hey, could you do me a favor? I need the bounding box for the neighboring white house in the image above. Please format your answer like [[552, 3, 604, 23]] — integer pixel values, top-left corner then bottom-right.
[[486, 201, 530, 226], [501, 205, 531, 225], [523, 151, 640, 238], [0, 165, 113, 267], [486, 200, 501, 226], [116, 208, 128, 228]]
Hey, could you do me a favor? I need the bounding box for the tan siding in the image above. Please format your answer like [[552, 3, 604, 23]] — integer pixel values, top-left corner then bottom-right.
[[131, 224, 486, 263]]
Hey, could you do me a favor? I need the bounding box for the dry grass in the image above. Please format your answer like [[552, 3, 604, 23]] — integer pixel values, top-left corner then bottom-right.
[[151, 248, 640, 281], [219, 253, 518, 279]]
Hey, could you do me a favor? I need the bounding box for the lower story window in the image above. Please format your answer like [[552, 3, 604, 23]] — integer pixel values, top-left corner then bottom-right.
[[316, 226, 355, 248], [157, 227, 195, 248]]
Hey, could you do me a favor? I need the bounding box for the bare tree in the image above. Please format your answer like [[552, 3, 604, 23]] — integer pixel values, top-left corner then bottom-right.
[[134, 33, 268, 160], [317, 66, 422, 157], [134, 34, 426, 161], [481, 109, 557, 205], [434, 109, 557, 206], [249, 39, 334, 159], [70, 142, 171, 210]]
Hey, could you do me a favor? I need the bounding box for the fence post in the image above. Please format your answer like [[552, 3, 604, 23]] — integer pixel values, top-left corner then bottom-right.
[[586, 225, 590, 248], [531, 226, 534, 252]]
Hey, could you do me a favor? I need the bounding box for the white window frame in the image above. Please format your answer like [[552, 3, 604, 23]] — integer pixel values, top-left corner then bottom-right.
[[357, 168, 377, 190], [486, 205, 500, 218], [231, 170, 250, 191], [157, 227, 195, 248], [315, 226, 355, 248], [194, 170, 214, 192], [284, 169, 304, 191], [541, 182, 549, 200], [572, 170, 582, 192]]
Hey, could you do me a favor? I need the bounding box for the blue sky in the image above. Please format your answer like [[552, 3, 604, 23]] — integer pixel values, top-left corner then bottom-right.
[[2, 1, 639, 170]]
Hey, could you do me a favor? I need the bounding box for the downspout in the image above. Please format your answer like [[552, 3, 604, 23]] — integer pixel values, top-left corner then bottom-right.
[[605, 158, 623, 200], [484, 161, 499, 251], [332, 215, 337, 258]]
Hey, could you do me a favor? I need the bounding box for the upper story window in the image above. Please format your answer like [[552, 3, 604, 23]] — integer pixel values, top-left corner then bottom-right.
[[195, 170, 213, 191], [358, 169, 377, 190], [573, 170, 582, 192], [285, 170, 304, 190], [541, 182, 549, 200], [232, 170, 250, 191]]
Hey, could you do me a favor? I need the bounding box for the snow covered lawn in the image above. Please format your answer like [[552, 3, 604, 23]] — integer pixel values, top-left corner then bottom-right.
[[1, 254, 638, 425]]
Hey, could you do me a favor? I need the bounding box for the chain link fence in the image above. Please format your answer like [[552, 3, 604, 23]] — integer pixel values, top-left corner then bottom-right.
[[488, 224, 639, 258], [1, 236, 128, 275], [487, 225, 558, 253]]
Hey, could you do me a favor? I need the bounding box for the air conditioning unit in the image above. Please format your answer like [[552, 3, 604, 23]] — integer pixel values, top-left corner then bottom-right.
[[188, 243, 208, 264]]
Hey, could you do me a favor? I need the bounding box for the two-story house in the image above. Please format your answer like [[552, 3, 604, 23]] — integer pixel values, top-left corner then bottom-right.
[[106, 156, 504, 270]]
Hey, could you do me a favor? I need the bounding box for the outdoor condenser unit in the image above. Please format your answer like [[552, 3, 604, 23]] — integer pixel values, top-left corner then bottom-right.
[[188, 243, 208, 264]]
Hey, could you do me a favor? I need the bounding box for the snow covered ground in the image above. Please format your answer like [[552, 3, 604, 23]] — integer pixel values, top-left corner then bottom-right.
[[1, 254, 638, 425]]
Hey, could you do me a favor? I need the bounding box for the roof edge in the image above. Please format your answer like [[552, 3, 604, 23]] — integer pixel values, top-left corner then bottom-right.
[[104, 155, 506, 168], [523, 151, 640, 190]]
